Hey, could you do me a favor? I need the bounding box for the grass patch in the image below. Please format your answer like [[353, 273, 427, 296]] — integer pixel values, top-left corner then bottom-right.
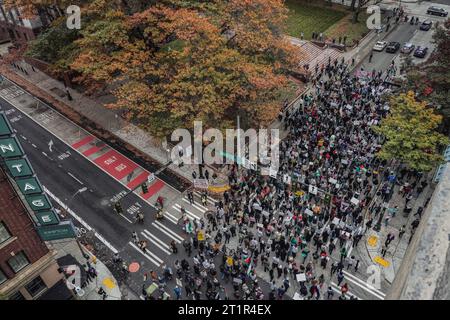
[[285, 0, 346, 40], [324, 12, 370, 45]]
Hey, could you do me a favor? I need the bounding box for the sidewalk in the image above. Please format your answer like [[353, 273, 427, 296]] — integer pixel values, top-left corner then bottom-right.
[[0, 60, 229, 189], [50, 239, 122, 300], [363, 172, 435, 284]]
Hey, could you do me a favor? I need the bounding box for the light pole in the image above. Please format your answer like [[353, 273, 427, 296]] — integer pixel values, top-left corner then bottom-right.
[[65, 187, 89, 259]]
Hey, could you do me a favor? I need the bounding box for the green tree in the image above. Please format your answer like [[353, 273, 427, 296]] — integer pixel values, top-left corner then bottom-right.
[[26, 16, 82, 70], [373, 91, 449, 172]]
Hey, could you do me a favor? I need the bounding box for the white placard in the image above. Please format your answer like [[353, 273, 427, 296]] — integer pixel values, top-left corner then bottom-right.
[[194, 179, 209, 189], [269, 167, 278, 178], [293, 292, 303, 300], [305, 209, 314, 216], [253, 203, 262, 211], [262, 210, 270, 217], [296, 273, 306, 282], [283, 174, 291, 185], [351, 197, 360, 205], [308, 185, 318, 195], [329, 178, 337, 184], [176, 278, 183, 287], [341, 159, 348, 165]]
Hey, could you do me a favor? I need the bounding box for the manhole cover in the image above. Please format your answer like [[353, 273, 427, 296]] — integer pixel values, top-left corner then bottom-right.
[[129, 262, 140, 273]]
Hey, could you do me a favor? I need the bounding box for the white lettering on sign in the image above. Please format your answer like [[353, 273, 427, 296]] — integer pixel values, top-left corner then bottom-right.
[[32, 199, 45, 207], [11, 164, 23, 173], [115, 163, 127, 172], [104, 156, 117, 165], [24, 183, 36, 191], [0, 143, 14, 153], [41, 215, 51, 223]]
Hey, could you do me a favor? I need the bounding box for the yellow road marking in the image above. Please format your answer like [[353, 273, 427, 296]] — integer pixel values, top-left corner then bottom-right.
[[368, 236, 378, 247], [103, 277, 116, 289], [374, 256, 390, 268]]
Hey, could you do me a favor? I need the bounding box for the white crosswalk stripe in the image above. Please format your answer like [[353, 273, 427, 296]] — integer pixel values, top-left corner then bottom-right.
[[187, 196, 210, 211], [330, 282, 363, 300], [342, 270, 385, 300], [173, 203, 202, 220], [171, 204, 197, 221], [194, 191, 215, 204], [182, 197, 207, 213], [141, 230, 171, 255], [163, 211, 178, 224], [152, 220, 184, 243], [129, 241, 162, 267]]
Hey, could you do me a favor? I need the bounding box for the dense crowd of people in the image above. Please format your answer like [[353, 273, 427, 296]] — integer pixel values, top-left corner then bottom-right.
[[139, 57, 429, 300]]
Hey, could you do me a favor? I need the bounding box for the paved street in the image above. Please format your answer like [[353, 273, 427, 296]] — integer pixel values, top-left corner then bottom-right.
[[0, 0, 448, 303], [0, 81, 274, 300], [0, 82, 389, 301]]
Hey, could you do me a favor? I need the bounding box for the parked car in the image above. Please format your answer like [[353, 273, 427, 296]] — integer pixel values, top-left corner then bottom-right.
[[413, 46, 428, 58], [420, 20, 433, 31], [401, 43, 415, 54], [386, 42, 401, 53], [427, 6, 448, 17], [373, 41, 387, 52]]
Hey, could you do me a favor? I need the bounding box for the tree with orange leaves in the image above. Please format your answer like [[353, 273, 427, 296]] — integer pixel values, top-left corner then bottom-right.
[[26, 0, 305, 138]]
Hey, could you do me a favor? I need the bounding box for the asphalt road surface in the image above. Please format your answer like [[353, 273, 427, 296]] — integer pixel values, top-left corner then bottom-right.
[[0, 96, 189, 298]]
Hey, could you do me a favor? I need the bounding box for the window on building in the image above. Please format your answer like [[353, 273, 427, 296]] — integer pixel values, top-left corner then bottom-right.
[[7, 251, 29, 273], [8, 291, 25, 300], [0, 221, 12, 244], [0, 268, 7, 285], [25, 276, 47, 297]]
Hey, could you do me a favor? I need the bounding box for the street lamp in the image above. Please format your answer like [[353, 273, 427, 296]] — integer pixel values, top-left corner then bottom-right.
[[66, 187, 89, 259]]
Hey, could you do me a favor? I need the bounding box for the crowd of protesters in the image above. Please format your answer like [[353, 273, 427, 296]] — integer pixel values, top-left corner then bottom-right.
[[139, 56, 429, 300]]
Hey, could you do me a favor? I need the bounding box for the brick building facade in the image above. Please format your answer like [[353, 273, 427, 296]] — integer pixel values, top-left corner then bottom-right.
[[0, 166, 66, 300], [0, 1, 63, 44]]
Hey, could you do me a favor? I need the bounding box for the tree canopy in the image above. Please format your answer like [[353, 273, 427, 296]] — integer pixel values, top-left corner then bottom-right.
[[373, 91, 449, 172], [23, 0, 304, 138]]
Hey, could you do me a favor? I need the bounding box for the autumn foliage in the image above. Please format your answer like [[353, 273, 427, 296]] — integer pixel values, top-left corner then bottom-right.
[[22, 0, 304, 138]]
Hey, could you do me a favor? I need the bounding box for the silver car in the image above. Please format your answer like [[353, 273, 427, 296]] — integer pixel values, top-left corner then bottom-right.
[[373, 41, 387, 52], [401, 43, 415, 54]]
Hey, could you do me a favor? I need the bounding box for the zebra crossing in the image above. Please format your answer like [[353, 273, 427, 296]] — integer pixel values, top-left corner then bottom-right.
[[128, 191, 216, 267], [341, 270, 386, 300], [164, 191, 215, 224], [128, 222, 182, 267], [330, 281, 363, 300]]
